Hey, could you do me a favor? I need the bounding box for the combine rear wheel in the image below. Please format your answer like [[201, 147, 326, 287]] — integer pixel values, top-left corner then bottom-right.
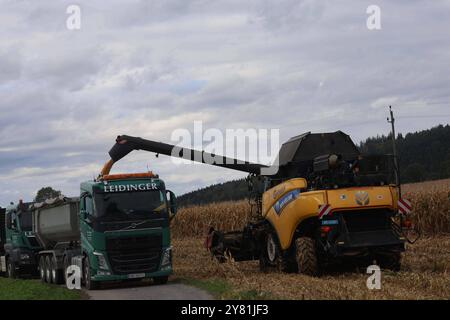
[[295, 237, 319, 276]]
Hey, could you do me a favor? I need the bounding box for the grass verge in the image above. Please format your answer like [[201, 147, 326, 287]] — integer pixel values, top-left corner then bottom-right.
[[0, 278, 81, 300]]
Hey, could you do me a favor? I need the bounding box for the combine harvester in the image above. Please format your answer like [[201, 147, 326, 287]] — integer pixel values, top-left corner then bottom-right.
[[107, 131, 417, 275], [1, 169, 177, 289]]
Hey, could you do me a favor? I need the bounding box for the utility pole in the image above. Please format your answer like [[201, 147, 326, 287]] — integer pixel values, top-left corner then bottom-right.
[[387, 106, 401, 196]]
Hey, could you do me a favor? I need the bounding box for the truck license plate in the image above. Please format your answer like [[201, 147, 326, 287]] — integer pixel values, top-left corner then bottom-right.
[[128, 273, 145, 279]]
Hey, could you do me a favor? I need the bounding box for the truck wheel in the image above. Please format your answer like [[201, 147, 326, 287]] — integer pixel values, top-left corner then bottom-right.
[[376, 252, 402, 272], [51, 256, 63, 284], [45, 256, 52, 283], [63, 256, 70, 285], [7, 259, 17, 279], [83, 256, 99, 290], [295, 237, 319, 276], [153, 276, 169, 285], [39, 257, 46, 282]]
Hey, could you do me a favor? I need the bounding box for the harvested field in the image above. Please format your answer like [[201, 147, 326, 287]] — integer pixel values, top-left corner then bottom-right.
[[171, 179, 450, 299], [172, 236, 450, 299]]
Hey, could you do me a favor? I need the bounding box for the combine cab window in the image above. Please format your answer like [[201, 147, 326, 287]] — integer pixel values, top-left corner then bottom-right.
[[94, 191, 166, 220]]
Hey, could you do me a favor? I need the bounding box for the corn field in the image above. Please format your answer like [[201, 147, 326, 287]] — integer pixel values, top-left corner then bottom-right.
[[172, 179, 450, 238]]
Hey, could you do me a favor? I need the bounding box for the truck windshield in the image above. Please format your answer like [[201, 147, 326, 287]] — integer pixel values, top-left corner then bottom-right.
[[93, 191, 166, 220], [18, 212, 33, 231]]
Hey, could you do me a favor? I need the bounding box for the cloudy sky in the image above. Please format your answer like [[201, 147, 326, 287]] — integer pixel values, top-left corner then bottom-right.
[[1, 0, 449, 206]]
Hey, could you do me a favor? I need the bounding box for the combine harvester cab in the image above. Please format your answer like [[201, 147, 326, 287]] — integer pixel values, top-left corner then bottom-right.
[[32, 172, 177, 289]]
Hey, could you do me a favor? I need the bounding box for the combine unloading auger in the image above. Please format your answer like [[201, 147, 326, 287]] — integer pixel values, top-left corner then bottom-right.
[[101, 135, 267, 177]]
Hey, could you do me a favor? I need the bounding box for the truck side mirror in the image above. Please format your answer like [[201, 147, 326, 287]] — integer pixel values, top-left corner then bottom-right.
[[166, 190, 177, 216]]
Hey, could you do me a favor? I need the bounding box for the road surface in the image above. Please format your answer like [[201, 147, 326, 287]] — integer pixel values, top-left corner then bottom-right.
[[86, 280, 213, 300]]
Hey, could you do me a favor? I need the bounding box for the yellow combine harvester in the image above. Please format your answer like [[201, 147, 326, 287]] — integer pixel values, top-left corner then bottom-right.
[[107, 131, 416, 275]]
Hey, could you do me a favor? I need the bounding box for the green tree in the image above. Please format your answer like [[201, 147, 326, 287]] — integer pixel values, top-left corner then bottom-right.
[[403, 163, 426, 182], [34, 187, 62, 203]]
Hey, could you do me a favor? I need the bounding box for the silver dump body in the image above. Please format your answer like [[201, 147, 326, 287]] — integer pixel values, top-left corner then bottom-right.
[[32, 197, 80, 249]]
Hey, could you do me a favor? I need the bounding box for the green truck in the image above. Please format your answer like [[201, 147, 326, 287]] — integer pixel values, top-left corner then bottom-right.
[[1, 172, 177, 290], [0, 202, 42, 278]]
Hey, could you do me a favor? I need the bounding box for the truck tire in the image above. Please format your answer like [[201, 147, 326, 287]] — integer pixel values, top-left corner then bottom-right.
[[7, 259, 17, 279], [83, 256, 99, 290], [44, 256, 52, 283], [153, 276, 169, 285], [295, 237, 319, 276], [51, 256, 63, 284], [39, 257, 46, 282], [63, 256, 70, 285]]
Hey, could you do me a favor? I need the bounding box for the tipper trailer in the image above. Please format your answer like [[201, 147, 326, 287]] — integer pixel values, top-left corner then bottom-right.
[[1, 172, 177, 289]]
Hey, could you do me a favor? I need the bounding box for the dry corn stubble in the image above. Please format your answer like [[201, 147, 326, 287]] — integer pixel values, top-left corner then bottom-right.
[[171, 179, 450, 299]]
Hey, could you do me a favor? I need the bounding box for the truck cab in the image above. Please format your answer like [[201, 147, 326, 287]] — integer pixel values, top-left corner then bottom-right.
[[78, 172, 176, 288], [1, 201, 42, 277]]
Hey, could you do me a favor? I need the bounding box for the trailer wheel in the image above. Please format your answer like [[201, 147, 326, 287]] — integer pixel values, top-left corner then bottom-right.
[[39, 257, 46, 282], [44, 256, 52, 283], [63, 256, 70, 285], [50, 256, 63, 284], [295, 237, 319, 276], [6, 259, 17, 279], [153, 276, 169, 285], [83, 256, 99, 290]]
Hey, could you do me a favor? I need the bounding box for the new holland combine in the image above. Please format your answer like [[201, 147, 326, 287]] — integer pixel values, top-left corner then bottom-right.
[[107, 131, 416, 275]]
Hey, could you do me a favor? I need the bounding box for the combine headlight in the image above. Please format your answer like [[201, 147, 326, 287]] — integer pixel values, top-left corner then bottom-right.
[[160, 247, 172, 268], [93, 252, 109, 270]]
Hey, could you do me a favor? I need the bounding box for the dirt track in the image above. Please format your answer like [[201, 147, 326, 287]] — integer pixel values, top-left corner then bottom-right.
[[86, 281, 213, 300]]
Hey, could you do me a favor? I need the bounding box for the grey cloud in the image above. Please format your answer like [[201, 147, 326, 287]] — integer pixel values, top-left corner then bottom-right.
[[1, 0, 449, 206]]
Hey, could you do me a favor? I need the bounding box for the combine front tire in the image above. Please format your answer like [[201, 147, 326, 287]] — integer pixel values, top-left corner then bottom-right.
[[295, 237, 319, 276]]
